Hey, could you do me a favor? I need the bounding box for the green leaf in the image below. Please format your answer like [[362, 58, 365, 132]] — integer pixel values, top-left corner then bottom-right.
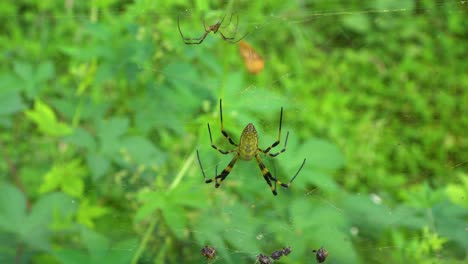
[[305, 170, 340, 193], [120, 136, 166, 166], [297, 138, 345, 170], [0, 90, 25, 115], [433, 200, 468, 249], [374, 0, 414, 9], [53, 230, 136, 264], [65, 127, 96, 151], [76, 199, 109, 228], [0, 183, 27, 232], [97, 117, 129, 155], [161, 206, 187, 239], [342, 13, 370, 33], [0, 188, 75, 251], [445, 172, 468, 207], [135, 192, 165, 221], [39, 159, 87, 198], [13, 61, 33, 82], [86, 152, 111, 181], [53, 249, 90, 264], [81, 228, 110, 260], [36, 61, 55, 82], [25, 99, 73, 136]]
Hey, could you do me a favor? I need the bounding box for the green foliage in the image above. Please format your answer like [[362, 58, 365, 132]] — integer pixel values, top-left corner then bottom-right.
[[25, 99, 73, 137], [39, 159, 86, 198], [0, 0, 467, 263], [0, 183, 77, 252]]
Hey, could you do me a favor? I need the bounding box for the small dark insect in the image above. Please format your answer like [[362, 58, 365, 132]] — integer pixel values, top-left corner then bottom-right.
[[201, 245, 216, 260], [270, 250, 283, 260], [255, 253, 272, 264], [281, 246, 292, 256], [312, 247, 329, 263], [177, 14, 249, 45], [270, 246, 292, 260]]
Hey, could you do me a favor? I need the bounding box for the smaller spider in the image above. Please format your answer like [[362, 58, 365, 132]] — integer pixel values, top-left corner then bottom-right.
[[177, 14, 249, 44], [312, 247, 329, 263], [255, 253, 272, 264], [201, 245, 216, 260]]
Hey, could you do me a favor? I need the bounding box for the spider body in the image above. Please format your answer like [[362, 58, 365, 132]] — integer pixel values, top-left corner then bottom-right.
[[196, 99, 306, 195], [207, 22, 221, 34], [239, 123, 258, 160], [177, 14, 248, 45]]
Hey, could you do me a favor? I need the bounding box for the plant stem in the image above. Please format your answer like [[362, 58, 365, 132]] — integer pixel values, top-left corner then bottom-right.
[[131, 218, 158, 264]]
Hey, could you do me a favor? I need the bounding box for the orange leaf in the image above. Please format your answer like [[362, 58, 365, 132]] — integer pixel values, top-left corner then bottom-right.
[[239, 40, 264, 74]]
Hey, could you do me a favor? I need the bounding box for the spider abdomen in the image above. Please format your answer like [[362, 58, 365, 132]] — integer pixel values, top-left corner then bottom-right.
[[238, 123, 258, 160]]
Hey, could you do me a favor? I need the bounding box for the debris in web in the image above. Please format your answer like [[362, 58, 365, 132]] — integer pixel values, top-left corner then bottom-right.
[[312, 246, 329, 263], [201, 245, 217, 260], [270, 246, 292, 260], [255, 253, 272, 264]]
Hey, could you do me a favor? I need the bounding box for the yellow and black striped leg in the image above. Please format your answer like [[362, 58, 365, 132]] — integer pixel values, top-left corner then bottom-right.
[[259, 107, 289, 157], [255, 154, 278, 195], [255, 155, 306, 195], [269, 158, 306, 188], [212, 154, 239, 187], [260, 131, 289, 157], [219, 99, 238, 147], [197, 150, 239, 188], [208, 123, 236, 154]]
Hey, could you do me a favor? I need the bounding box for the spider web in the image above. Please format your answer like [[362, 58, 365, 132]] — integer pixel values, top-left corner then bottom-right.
[[2, 1, 466, 264]]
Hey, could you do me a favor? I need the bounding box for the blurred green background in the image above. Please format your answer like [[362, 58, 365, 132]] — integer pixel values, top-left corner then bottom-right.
[[0, 0, 467, 263]]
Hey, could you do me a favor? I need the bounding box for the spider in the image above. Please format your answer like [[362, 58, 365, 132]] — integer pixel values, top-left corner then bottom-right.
[[177, 14, 249, 44], [196, 99, 306, 195], [312, 247, 329, 263], [201, 245, 216, 260]]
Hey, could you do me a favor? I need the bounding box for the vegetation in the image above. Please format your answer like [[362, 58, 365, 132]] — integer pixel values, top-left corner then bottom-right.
[[0, 0, 466, 263]]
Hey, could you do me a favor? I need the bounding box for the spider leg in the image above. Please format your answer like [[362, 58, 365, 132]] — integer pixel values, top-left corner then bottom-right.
[[220, 31, 250, 43], [219, 15, 250, 43], [220, 13, 234, 29], [256, 154, 306, 195], [261, 131, 289, 157], [218, 14, 228, 28], [259, 107, 288, 156], [177, 15, 210, 44], [182, 32, 209, 44], [269, 158, 306, 188], [219, 31, 236, 41], [219, 99, 238, 147], [204, 154, 239, 187], [203, 19, 209, 32], [208, 123, 237, 154], [255, 154, 278, 195], [197, 149, 209, 182], [177, 15, 187, 40]]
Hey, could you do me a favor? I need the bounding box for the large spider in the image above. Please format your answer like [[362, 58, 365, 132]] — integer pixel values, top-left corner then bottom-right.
[[177, 14, 248, 44], [196, 99, 306, 195]]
